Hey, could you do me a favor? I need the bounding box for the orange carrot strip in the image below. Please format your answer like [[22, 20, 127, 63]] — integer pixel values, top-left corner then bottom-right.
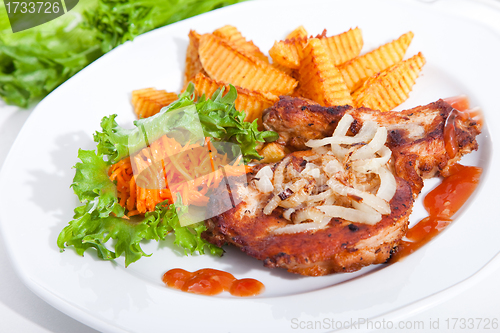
[[127, 210, 140, 217], [109, 168, 122, 181], [127, 177, 137, 211]]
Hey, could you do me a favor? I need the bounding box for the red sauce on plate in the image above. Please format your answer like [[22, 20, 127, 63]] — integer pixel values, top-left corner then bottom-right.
[[444, 95, 470, 112], [444, 109, 460, 158], [162, 268, 264, 297], [390, 163, 482, 262]]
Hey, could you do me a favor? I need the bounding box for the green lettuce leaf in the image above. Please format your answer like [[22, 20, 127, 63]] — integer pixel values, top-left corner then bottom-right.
[[194, 84, 278, 161], [71, 149, 124, 217], [94, 103, 202, 164], [94, 83, 278, 164], [58, 149, 223, 266], [59, 84, 278, 266], [85, 0, 247, 52], [0, 0, 245, 107], [0, 0, 102, 107]]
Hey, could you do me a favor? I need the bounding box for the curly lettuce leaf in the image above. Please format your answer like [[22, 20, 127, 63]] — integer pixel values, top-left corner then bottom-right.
[[0, 0, 245, 107], [94, 83, 278, 164], [60, 84, 278, 265], [0, 0, 102, 107], [71, 149, 124, 217], [58, 149, 222, 266], [195, 84, 278, 161], [94, 103, 201, 164], [85, 0, 246, 52]]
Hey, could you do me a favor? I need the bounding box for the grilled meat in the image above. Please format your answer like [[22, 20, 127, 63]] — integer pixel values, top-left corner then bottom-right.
[[262, 96, 348, 151], [263, 96, 481, 196], [203, 97, 481, 276], [204, 151, 414, 276]]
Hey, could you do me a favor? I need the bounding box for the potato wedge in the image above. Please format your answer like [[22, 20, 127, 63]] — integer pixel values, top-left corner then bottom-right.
[[268, 37, 308, 69], [258, 142, 287, 163], [339, 31, 414, 92], [184, 30, 207, 86], [353, 52, 426, 112], [198, 33, 297, 95], [213, 25, 269, 62], [321, 27, 363, 68], [192, 73, 279, 124], [132, 88, 178, 119], [298, 38, 353, 107], [272, 62, 296, 77], [286, 25, 308, 40], [269, 28, 363, 70]]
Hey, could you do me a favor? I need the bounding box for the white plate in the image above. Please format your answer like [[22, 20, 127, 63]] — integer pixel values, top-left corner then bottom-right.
[[1, 0, 499, 332]]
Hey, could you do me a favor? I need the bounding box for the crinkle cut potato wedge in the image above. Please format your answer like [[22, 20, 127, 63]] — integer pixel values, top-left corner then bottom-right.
[[192, 73, 278, 124], [353, 52, 426, 111], [321, 27, 363, 68], [131, 88, 179, 118], [272, 62, 296, 77], [184, 30, 207, 86], [258, 142, 287, 163], [340, 31, 414, 92], [198, 33, 298, 95], [298, 38, 353, 107], [268, 28, 363, 70], [213, 25, 269, 62], [268, 36, 308, 69], [286, 25, 308, 40]]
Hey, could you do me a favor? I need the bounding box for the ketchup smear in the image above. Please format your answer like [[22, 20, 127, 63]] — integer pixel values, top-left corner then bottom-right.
[[391, 91, 485, 262], [162, 268, 265, 297], [390, 163, 482, 262]]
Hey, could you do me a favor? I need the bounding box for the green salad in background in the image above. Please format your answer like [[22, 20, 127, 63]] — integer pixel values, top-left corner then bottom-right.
[[0, 0, 245, 108]]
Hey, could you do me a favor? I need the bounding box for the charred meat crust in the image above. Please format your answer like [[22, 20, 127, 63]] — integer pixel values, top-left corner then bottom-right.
[[202, 97, 480, 276], [262, 96, 352, 150], [264, 97, 481, 196], [203, 153, 414, 276]]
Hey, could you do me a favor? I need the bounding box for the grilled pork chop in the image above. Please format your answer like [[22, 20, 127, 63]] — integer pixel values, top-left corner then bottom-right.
[[263, 96, 481, 196], [205, 151, 414, 276], [202, 97, 481, 276]]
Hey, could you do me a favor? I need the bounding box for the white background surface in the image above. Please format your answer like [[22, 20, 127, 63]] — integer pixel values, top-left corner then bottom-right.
[[1, 0, 500, 332]]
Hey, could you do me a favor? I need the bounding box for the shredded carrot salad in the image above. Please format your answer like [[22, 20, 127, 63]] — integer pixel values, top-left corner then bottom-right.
[[108, 136, 246, 216]]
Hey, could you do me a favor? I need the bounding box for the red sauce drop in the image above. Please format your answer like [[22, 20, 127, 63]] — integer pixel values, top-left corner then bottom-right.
[[162, 268, 194, 290], [444, 110, 459, 159], [391, 164, 482, 262], [162, 268, 264, 297], [424, 164, 482, 219], [230, 278, 266, 297]]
